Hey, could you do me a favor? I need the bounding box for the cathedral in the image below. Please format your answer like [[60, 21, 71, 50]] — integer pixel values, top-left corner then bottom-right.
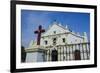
[[25, 21, 90, 62]]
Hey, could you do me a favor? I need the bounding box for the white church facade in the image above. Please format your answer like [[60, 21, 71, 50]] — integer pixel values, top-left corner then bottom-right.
[[25, 21, 90, 62]]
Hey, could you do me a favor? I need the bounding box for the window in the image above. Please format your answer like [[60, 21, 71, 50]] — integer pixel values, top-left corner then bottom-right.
[[53, 31, 56, 34], [62, 38, 65, 43], [44, 40, 48, 45], [53, 38, 56, 45]]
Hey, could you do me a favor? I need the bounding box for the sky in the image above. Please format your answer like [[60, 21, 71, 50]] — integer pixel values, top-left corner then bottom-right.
[[21, 10, 90, 48]]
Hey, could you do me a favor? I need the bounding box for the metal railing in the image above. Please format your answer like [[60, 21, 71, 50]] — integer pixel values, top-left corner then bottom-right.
[[45, 42, 90, 61]]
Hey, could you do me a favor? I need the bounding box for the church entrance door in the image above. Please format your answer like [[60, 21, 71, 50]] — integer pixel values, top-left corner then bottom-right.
[[51, 49, 58, 61], [74, 50, 81, 60]]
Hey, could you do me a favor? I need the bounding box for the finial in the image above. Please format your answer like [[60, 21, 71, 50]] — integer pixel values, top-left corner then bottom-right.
[[83, 32, 88, 42], [66, 25, 68, 29], [83, 32, 87, 37], [53, 19, 58, 25], [58, 23, 62, 26], [77, 32, 80, 36]]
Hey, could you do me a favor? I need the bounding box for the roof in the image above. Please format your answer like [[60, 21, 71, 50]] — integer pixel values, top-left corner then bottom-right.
[[41, 21, 84, 39]]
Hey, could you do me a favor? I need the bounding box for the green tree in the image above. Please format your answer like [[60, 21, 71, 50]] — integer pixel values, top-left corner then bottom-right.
[[21, 46, 26, 62]]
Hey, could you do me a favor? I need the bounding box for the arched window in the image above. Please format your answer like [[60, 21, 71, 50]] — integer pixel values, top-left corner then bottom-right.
[[44, 40, 48, 45], [53, 38, 57, 45], [62, 38, 65, 43]]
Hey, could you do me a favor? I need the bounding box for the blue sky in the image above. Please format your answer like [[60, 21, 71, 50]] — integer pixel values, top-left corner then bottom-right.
[[21, 10, 90, 48]]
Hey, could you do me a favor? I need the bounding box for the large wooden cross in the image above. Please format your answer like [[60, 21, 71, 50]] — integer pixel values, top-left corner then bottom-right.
[[34, 25, 45, 45]]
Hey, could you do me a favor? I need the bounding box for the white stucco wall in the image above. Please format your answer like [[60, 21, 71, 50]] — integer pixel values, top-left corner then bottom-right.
[[67, 33, 84, 44], [42, 23, 69, 37], [26, 52, 45, 62], [40, 23, 85, 47]]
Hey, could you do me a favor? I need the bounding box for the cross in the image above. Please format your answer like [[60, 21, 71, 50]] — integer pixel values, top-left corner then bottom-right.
[[34, 25, 45, 45]]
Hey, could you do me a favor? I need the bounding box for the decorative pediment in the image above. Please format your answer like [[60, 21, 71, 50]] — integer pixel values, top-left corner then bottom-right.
[[42, 23, 70, 37]]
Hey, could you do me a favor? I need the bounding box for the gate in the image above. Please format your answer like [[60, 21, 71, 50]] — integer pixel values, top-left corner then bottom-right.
[[46, 42, 90, 61]]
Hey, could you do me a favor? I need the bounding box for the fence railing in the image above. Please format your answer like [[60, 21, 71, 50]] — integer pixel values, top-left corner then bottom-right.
[[45, 42, 90, 61]]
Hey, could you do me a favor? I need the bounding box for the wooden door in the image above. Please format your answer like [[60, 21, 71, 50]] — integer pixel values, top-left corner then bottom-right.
[[74, 50, 81, 60], [51, 49, 58, 61]]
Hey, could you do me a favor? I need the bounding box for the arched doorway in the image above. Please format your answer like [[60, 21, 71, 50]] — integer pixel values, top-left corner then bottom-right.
[[51, 49, 58, 61], [74, 50, 81, 60]]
